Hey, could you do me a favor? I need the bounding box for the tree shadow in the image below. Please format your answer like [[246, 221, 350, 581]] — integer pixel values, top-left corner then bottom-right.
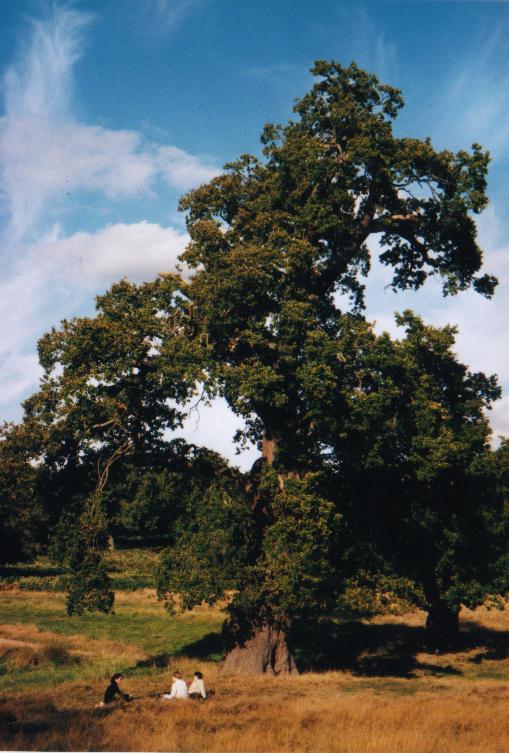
[[0, 698, 104, 745], [133, 632, 224, 672], [463, 621, 509, 663], [177, 631, 223, 661], [134, 620, 509, 679], [135, 652, 172, 669], [289, 618, 509, 678]]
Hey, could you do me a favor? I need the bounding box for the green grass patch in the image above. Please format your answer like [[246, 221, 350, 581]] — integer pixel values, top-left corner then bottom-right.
[[0, 589, 224, 695], [0, 592, 223, 657], [0, 653, 133, 695]]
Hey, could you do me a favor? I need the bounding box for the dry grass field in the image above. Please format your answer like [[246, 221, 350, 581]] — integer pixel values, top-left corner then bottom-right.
[[3, 589, 509, 752]]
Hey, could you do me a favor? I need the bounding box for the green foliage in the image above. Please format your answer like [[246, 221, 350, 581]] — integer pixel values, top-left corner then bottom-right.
[[65, 495, 114, 616], [2, 60, 504, 650], [157, 476, 252, 612], [17, 277, 208, 547], [47, 510, 81, 565], [32, 277, 204, 458], [331, 313, 508, 618], [252, 470, 342, 622], [161, 61, 501, 641], [102, 444, 230, 544], [336, 572, 425, 619], [0, 424, 43, 564]]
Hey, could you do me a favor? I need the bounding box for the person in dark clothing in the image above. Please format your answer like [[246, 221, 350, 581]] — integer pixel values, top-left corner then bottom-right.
[[102, 673, 131, 705]]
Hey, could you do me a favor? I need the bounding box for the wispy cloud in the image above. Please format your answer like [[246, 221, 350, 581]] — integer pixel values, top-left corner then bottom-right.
[[0, 5, 217, 245], [3, 5, 91, 120], [137, 0, 206, 33], [331, 5, 399, 84], [247, 63, 310, 87], [0, 5, 216, 421], [438, 24, 509, 156]]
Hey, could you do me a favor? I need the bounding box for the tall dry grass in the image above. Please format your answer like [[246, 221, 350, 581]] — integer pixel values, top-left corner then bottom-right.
[[4, 676, 509, 753], [4, 602, 509, 752]]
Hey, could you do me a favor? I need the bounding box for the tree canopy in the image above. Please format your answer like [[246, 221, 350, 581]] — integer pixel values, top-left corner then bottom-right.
[[2, 61, 506, 668]]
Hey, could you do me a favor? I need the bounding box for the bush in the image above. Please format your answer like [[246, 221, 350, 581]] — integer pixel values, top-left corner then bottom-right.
[[2, 640, 78, 670], [41, 640, 75, 666]]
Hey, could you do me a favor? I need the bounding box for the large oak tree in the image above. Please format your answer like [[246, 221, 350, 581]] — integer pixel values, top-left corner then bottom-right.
[[5, 61, 503, 668], [166, 61, 497, 669]]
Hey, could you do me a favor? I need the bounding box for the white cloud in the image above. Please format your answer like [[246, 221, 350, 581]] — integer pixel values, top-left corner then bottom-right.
[[0, 6, 218, 245], [365, 206, 509, 440], [36, 220, 189, 287], [0, 118, 152, 243], [0, 220, 188, 420], [157, 144, 219, 190], [0, 351, 41, 412], [0, 116, 217, 245]]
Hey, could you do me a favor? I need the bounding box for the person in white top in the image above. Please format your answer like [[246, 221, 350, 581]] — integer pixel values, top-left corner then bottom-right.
[[188, 671, 207, 699], [162, 671, 189, 700]]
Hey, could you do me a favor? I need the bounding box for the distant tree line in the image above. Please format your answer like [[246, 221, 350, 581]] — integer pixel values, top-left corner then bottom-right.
[[2, 62, 509, 672]]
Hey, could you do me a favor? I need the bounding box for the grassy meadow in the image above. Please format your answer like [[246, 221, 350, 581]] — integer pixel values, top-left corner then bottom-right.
[[3, 554, 509, 751]]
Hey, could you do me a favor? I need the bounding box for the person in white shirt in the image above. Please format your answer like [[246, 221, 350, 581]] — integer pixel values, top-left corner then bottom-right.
[[162, 671, 189, 700], [188, 671, 207, 699]]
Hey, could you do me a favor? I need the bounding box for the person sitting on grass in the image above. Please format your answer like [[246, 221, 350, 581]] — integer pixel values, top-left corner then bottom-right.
[[97, 673, 132, 707], [188, 671, 207, 699], [162, 671, 189, 700]]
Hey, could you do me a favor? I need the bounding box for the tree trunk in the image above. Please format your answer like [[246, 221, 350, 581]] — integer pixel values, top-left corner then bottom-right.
[[425, 599, 459, 648], [221, 625, 298, 675], [226, 426, 297, 676], [262, 430, 277, 465]]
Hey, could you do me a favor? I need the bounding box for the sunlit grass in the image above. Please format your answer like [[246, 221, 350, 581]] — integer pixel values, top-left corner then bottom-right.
[[5, 589, 509, 750], [0, 590, 224, 695]]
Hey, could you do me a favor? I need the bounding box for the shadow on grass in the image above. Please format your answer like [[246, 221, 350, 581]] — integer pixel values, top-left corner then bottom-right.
[[0, 564, 67, 578], [464, 621, 509, 663], [135, 652, 172, 669], [289, 618, 509, 678], [177, 632, 223, 662], [134, 632, 224, 671], [0, 697, 125, 749], [133, 620, 509, 679]]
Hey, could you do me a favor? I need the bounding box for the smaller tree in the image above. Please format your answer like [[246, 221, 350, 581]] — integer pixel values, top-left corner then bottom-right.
[[332, 312, 508, 645], [15, 277, 207, 612], [66, 437, 132, 615], [66, 493, 114, 616]]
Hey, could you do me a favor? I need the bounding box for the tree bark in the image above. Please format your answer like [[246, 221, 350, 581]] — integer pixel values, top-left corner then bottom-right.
[[262, 430, 277, 465], [425, 599, 460, 648], [223, 426, 298, 675], [221, 625, 298, 675]]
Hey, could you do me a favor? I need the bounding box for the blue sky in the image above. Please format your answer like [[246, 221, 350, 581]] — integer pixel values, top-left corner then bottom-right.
[[1, 0, 509, 468]]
